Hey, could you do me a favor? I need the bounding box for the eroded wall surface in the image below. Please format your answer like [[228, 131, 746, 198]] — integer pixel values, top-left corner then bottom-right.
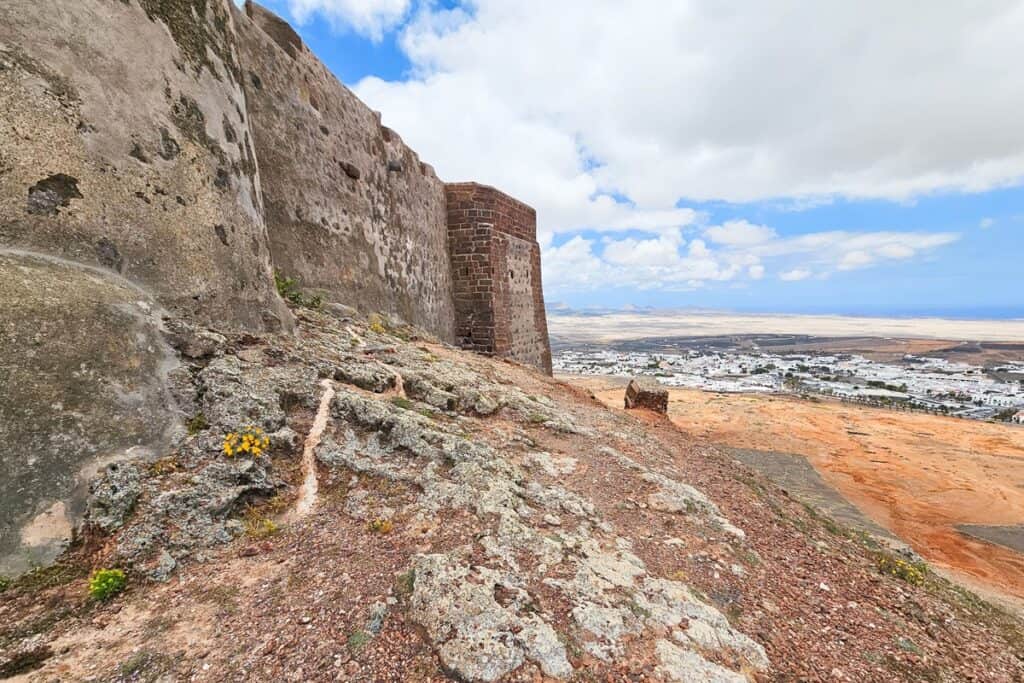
[[446, 183, 552, 374], [237, 2, 456, 341], [0, 0, 291, 331], [0, 251, 179, 575]]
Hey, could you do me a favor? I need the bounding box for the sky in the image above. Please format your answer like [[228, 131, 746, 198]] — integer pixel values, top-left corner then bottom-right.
[[253, 0, 1023, 319]]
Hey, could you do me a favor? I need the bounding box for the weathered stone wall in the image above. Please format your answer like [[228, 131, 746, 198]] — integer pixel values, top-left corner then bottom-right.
[[0, 0, 292, 332], [0, 251, 180, 575], [236, 2, 456, 341], [446, 183, 552, 374]]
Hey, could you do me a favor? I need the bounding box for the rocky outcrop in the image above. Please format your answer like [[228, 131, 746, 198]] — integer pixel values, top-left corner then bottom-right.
[[0, 0, 292, 332], [25, 308, 767, 680], [0, 0, 553, 583], [2, 308, 1024, 681]]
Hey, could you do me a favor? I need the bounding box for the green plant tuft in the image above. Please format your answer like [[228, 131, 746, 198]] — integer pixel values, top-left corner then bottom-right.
[[274, 270, 322, 309], [186, 412, 208, 435], [89, 568, 127, 601], [390, 396, 414, 411], [347, 630, 372, 653], [395, 569, 415, 597], [243, 506, 279, 539]]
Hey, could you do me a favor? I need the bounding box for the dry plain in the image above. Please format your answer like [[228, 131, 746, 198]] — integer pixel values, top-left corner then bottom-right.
[[568, 376, 1024, 608]]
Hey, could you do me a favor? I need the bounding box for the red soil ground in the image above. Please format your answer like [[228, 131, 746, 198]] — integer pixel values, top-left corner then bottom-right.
[[576, 380, 1024, 610]]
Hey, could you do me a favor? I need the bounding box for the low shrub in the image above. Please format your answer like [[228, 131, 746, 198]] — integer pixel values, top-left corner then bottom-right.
[[89, 568, 127, 601], [368, 518, 394, 534], [395, 570, 415, 597], [148, 455, 181, 476], [368, 313, 387, 335], [877, 554, 927, 586], [244, 506, 280, 539]]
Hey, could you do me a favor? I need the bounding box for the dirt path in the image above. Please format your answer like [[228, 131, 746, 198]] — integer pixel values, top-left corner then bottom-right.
[[287, 379, 335, 521], [569, 377, 1024, 607]]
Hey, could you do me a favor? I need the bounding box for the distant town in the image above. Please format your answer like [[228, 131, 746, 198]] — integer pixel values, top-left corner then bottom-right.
[[554, 345, 1024, 423]]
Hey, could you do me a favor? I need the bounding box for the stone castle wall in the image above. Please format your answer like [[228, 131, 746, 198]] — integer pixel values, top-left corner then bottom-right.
[[236, 3, 456, 340], [446, 183, 552, 373], [0, 0, 292, 332], [0, 0, 550, 371]]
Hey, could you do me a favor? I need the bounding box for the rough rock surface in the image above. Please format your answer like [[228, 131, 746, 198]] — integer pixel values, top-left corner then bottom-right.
[[1, 308, 1021, 682], [0, 251, 179, 575], [0, 0, 291, 331], [236, 1, 456, 340], [625, 379, 669, 414]]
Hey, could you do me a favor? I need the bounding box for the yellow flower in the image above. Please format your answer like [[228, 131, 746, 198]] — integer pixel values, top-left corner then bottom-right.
[[223, 426, 272, 459]]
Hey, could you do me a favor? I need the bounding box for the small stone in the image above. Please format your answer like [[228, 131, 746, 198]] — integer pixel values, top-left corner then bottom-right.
[[339, 161, 361, 179], [624, 379, 668, 413]]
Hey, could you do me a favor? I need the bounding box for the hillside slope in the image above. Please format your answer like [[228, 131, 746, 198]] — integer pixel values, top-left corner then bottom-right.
[[1, 306, 1022, 682]]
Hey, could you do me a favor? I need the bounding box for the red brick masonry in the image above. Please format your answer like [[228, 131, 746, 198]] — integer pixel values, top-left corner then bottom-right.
[[446, 183, 552, 374]]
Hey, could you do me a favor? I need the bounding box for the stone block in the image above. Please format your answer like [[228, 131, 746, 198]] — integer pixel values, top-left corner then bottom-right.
[[625, 380, 669, 414]]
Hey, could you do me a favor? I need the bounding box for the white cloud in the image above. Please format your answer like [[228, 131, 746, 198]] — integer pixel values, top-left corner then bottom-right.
[[541, 227, 959, 292], [602, 230, 684, 267], [284, 0, 410, 40], [704, 221, 777, 246], [780, 269, 813, 282], [336, 1, 987, 296], [743, 230, 960, 272], [980, 217, 995, 229], [838, 250, 875, 271], [356, 0, 1024, 211]]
